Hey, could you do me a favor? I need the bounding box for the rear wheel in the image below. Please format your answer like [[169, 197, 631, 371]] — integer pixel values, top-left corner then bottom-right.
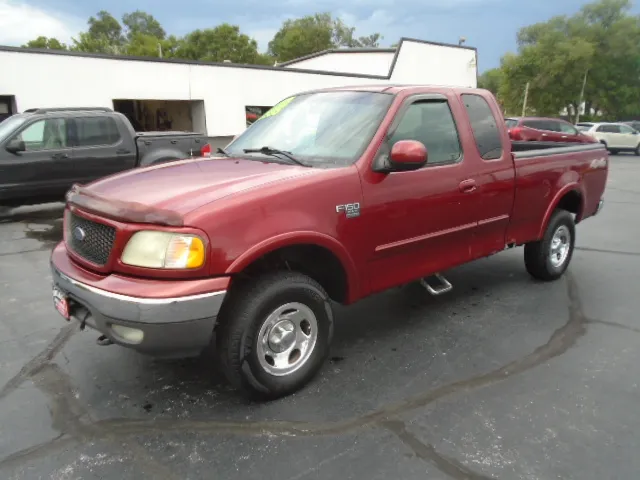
[[524, 209, 575, 281], [216, 271, 333, 399], [635, 144, 640, 156]]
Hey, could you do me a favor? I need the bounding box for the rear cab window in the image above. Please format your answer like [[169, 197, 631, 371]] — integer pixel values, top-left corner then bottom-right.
[[387, 98, 462, 165], [461, 94, 503, 160], [75, 116, 121, 147]]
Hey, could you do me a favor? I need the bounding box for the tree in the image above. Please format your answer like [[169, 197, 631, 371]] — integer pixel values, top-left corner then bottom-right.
[[69, 10, 125, 54], [22, 36, 67, 50], [498, 0, 640, 119], [126, 33, 179, 58], [268, 13, 383, 62], [174, 24, 264, 64], [122, 11, 166, 41], [478, 68, 503, 97], [87, 10, 124, 47]]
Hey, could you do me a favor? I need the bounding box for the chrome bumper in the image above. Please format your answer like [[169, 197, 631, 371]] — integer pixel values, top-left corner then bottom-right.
[[51, 264, 226, 358]]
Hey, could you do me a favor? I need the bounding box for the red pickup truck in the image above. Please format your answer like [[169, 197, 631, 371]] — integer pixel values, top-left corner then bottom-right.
[[50, 85, 608, 399]]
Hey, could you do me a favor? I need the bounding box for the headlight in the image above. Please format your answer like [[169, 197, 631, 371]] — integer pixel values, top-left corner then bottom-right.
[[121, 231, 205, 269]]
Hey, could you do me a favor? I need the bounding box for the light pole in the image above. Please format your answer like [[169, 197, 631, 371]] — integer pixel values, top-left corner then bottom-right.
[[458, 37, 466, 46], [575, 69, 588, 124]]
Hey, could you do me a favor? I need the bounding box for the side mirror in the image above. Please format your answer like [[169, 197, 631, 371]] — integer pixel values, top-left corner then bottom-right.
[[388, 140, 428, 171], [5, 138, 25, 154]]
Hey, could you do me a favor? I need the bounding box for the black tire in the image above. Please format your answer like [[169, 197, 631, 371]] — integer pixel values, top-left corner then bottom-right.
[[524, 209, 575, 281], [635, 144, 640, 156], [216, 271, 333, 399]]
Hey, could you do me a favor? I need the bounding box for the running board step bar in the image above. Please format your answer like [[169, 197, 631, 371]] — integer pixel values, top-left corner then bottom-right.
[[420, 273, 453, 296]]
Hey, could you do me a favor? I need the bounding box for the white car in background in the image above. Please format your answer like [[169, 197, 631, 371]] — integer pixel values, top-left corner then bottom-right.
[[580, 122, 640, 155]]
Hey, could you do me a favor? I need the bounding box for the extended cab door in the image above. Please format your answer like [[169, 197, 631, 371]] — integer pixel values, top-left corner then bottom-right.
[[457, 93, 516, 258], [359, 93, 477, 294], [0, 116, 74, 203], [70, 115, 137, 184]]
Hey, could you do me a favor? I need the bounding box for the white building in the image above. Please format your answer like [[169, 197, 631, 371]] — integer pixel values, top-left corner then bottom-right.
[[0, 37, 477, 141]]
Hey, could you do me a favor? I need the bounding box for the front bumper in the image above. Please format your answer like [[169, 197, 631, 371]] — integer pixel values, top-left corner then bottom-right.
[[50, 246, 228, 358]]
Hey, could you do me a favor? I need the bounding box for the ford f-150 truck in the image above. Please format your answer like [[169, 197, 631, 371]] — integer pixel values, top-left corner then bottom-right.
[[0, 107, 209, 209], [50, 85, 608, 399]]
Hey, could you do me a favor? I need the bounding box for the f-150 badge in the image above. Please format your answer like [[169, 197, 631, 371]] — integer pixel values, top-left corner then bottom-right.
[[336, 203, 360, 218]]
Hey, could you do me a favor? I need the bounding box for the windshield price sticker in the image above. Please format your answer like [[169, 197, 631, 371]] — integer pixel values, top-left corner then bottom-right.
[[260, 96, 296, 120]]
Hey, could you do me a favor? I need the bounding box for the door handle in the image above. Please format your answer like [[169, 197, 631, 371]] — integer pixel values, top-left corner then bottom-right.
[[562, 135, 568, 138], [116, 149, 131, 154], [170, 140, 178, 144], [51, 153, 69, 160], [459, 179, 477, 193]]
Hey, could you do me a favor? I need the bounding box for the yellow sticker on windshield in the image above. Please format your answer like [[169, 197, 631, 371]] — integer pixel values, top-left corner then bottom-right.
[[259, 96, 295, 120]]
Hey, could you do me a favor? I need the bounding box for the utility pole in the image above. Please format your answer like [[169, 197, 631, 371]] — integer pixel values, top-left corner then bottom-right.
[[158, 43, 163, 58], [576, 69, 588, 124], [521, 82, 530, 117]]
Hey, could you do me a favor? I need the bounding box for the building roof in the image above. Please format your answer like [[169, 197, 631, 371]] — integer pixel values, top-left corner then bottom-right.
[[0, 37, 477, 81], [276, 47, 397, 67]]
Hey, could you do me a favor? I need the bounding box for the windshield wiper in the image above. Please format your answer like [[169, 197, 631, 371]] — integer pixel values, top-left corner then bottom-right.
[[243, 146, 308, 167]]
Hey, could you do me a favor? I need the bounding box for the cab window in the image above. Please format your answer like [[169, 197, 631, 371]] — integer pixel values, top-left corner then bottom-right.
[[12, 118, 69, 151], [388, 100, 462, 165]]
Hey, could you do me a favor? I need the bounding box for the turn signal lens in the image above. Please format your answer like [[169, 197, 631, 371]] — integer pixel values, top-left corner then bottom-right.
[[165, 235, 205, 269], [121, 231, 205, 269]]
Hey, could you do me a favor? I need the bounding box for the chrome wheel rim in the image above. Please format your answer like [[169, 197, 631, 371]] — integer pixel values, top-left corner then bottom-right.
[[256, 302, 318, 377], [549, 225, 571, 268]]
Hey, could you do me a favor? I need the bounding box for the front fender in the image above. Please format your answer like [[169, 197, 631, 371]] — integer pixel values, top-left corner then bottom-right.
[[226, 231, 361, 303]]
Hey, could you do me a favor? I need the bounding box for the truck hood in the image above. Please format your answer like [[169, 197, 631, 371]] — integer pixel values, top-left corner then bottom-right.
[[69, 157, 316, 224]]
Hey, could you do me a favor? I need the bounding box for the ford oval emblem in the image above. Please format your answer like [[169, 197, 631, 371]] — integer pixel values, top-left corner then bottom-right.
[[73, 226, 86, 242]]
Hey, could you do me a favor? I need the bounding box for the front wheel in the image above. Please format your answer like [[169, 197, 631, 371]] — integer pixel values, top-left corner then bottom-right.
[[524, 209, 575, 281], [216, 271, 333, 399]]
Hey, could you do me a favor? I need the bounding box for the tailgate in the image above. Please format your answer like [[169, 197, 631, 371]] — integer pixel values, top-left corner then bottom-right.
[[135, 134, 208, 164]]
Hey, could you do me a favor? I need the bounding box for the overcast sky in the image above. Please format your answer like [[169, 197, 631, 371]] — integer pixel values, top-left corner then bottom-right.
[[1, 0, 638, 71]]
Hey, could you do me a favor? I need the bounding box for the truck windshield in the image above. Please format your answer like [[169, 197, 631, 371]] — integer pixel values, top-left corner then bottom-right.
[[0, 115, 28, 143], [225, 91, 393, 167]]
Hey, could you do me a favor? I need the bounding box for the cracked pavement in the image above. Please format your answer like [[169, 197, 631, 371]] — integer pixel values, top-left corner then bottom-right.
[[1, 154, 639, 479]]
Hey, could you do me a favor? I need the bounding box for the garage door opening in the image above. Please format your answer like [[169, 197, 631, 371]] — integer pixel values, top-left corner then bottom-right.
[[112, 99, 207, 134], [0, 95, 17, 122]]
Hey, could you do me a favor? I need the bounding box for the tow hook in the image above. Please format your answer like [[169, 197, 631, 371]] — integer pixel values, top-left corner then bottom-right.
[[97, 335, 113, 346]]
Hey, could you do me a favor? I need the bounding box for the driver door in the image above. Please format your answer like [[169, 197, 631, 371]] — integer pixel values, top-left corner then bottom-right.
[[360, 94, 477, 294], [0, 117, 73, 204]]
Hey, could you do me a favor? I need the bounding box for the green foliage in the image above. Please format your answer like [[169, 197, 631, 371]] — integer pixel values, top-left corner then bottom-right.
[[174, 24, 264, 64], [494, 0, 640, 120], [122, 11, 166, 41], [267, 13, 383, 62], [478, 68, 503, 96], [22, 36, 67, 50]]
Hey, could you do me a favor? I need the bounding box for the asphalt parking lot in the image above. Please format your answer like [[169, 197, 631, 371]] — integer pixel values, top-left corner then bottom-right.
[[0, 154, 638, 480]]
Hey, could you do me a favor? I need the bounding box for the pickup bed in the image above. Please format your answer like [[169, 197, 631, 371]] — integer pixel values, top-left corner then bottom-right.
[[0, 107, 209, 208], [49, 86, 608, 399]]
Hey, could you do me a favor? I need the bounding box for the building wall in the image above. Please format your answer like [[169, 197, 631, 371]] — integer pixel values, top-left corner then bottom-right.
[[282, 52, 395, 76], [0, 39, 477, 137]]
